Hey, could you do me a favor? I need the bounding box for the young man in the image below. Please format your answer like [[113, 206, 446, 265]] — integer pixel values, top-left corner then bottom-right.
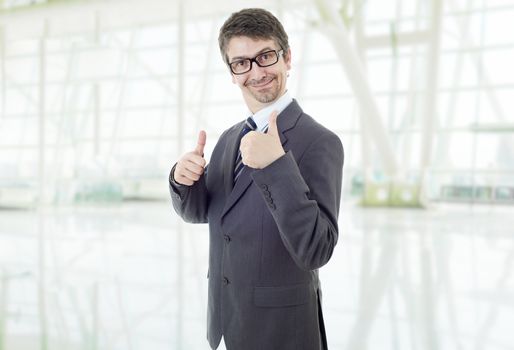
[[169, 8, 344, 350]]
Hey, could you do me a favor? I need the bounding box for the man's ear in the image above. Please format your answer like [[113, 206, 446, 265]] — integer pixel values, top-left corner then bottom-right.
[[285, 48, 292, 70]]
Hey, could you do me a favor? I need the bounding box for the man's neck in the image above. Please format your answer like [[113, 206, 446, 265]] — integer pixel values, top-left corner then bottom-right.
[[249, 91, 293, 132], [246, 90, 287, 115]]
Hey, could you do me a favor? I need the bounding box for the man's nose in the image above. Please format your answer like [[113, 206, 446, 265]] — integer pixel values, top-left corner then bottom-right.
[[249, 62, 266, 80]]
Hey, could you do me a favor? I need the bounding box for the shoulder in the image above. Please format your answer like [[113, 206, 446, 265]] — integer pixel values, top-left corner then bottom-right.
[[287, 102, 342, 149], [215, 120, 245, 146], [299, 113, 343, 161], [298, 112, 337, 138]]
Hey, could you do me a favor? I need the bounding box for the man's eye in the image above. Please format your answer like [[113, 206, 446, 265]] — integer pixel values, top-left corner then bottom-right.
[[235, 61, 246, 66]]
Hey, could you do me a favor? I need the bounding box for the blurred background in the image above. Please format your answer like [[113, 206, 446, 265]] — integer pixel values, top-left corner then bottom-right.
[[0, 0, 513, 349]]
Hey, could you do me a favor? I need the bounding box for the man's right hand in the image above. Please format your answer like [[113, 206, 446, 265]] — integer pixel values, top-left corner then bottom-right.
[[173, 131, 207, 186]]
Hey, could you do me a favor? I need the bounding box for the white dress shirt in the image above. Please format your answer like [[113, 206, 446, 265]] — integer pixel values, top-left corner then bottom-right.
[[250, 91, 293, 132]]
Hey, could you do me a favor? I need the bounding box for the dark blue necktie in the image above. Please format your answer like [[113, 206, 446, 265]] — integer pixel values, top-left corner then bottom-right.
[[234, 117, 257, 182]]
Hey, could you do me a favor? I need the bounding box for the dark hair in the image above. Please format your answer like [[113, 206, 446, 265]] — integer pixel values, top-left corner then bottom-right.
[[218, 8, 289, 64]]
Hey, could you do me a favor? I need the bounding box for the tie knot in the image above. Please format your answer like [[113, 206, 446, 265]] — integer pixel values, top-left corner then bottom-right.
[[243, 117, 257, 133]]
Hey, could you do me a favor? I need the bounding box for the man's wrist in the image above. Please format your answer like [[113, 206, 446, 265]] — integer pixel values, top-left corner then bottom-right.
[[260, 150, 286, 169], [169, 164, 184, 187]]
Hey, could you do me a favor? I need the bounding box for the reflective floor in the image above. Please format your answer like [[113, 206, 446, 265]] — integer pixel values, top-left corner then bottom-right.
[[0, 202, 513, 350]]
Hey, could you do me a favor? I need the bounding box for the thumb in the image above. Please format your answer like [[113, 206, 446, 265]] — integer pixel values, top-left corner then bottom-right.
[[194, 130, 206, 156], [267, 111, 279, 137]]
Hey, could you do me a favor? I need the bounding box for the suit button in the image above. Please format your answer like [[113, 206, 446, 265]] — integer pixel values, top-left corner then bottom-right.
[[223, 234, 231, 243], [222, 277, 229, 285], [261, 184, 268, 191]]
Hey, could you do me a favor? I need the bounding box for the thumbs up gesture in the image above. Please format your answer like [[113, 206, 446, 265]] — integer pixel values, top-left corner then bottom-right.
[[173, 131, 207, 186], [240, 111, 285, 169]]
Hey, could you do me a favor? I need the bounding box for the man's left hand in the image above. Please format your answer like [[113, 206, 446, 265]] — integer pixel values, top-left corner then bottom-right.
[[240, 111, 285, 169]]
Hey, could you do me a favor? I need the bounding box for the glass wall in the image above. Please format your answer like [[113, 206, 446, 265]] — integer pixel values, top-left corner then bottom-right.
[[1, 0, 512, 208]]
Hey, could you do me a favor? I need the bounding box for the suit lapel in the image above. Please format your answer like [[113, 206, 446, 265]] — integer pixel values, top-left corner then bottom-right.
[[220, 99, 303, 220], [221, 166, 254, 218], [222, 122, 245, 198]]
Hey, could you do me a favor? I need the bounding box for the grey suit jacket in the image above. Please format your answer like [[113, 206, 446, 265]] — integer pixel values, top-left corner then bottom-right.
[[169, 100, 344, 350]]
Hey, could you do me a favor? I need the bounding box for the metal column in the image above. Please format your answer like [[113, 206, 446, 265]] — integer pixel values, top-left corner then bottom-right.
[[176, 1, 185, 349], [37, 19, 49, 350], [419, 0, 443, 203], [0, 25, 5, 119], [314, 0, 399, 177]]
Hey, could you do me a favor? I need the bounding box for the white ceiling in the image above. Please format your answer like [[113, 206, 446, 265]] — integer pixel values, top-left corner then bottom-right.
[[0, 0, 310, 41]]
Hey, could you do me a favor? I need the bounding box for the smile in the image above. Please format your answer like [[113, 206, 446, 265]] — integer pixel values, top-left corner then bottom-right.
[[248, 76, 275, 88]]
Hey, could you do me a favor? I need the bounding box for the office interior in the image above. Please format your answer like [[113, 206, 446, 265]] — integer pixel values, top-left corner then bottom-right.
[[0, 0, 513, 349]]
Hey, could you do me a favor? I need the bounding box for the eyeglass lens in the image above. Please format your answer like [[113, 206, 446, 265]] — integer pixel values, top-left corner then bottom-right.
[[230, 50, 280, 74]]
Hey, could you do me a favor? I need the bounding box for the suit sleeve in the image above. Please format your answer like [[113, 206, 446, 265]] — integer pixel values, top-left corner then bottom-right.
[[169, 163, 209, 223], [251, 132, 344, 271]]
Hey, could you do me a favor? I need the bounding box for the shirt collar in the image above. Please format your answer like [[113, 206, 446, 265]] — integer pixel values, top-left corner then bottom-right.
[[250, 91, 293, 132]]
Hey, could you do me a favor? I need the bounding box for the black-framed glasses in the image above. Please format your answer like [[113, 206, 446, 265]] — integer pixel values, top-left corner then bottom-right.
[[228, 49, 284, 75]]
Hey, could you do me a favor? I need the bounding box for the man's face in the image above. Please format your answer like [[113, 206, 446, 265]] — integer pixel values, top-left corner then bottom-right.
[[226, 36, 291, 113]]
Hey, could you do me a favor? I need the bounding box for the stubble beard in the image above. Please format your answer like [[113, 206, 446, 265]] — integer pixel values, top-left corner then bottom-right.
[[246, 75, 281, 104]]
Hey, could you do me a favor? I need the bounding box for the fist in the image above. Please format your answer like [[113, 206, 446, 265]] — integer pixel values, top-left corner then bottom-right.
[[173, 131, 207, 186], [240, 111, 285, 169]]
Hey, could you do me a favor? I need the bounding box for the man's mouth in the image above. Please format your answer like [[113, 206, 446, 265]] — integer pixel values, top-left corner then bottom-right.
[[247, 76, 275, 88]]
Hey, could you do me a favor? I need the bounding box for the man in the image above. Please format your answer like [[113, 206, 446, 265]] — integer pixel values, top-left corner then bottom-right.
[[169, 8, 344, 350]]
